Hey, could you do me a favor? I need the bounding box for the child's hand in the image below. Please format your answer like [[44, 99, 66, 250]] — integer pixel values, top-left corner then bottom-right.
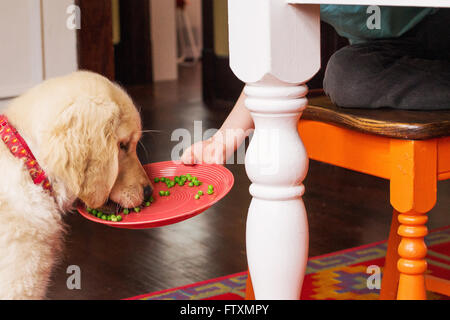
[[181, 90, 253, 165], [181, 135, 228, 165]]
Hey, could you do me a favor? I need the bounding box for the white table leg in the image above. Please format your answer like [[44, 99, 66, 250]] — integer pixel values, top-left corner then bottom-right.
[[244, 83, 309, 299], [227, 0, 320, 300]]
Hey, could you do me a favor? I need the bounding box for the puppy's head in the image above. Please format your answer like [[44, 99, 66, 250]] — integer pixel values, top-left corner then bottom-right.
[[38, 71, 152, 209]]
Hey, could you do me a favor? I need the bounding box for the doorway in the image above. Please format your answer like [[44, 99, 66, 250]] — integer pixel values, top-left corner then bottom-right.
[[76, 0, 153, 85]]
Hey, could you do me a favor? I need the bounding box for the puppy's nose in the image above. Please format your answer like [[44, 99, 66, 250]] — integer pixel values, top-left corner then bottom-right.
[[143, 185, 153, 200]]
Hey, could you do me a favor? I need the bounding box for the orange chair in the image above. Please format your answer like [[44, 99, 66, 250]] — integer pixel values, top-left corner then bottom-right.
[[246, 92, 450, 300]]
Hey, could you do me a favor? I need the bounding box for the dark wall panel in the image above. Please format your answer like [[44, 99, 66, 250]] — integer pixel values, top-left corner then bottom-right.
[[76, 0, 115, 80], [114, 0, 153, 85]]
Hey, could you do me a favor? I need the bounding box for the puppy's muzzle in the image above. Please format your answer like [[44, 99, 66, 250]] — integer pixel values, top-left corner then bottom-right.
[[143, 185, 153, 200]]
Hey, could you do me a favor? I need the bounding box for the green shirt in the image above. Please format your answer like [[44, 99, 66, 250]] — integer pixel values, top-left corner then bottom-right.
[[320, 5, 439, 44]]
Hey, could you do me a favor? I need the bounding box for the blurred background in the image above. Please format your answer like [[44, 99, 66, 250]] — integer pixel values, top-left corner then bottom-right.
[[0, 0, 348, 109]]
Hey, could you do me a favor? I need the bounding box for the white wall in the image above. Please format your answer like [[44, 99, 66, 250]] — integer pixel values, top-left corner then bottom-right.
[[0, 0, 43, 100], [41, 0, 78, 79], [0, 0, 78, 110]]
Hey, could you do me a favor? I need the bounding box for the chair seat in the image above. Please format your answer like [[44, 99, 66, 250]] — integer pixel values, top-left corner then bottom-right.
[[304, 94, 450, 140]]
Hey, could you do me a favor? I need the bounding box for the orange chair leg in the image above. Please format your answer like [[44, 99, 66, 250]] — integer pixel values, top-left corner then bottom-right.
[[390, 140, 437, 300], [245, 271, 255, 300], [379, 209, 401, 300], [396, 210, 429, 300]]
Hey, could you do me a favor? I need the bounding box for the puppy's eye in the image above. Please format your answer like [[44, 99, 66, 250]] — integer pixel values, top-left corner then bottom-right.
[[119, 142, 129, 152]]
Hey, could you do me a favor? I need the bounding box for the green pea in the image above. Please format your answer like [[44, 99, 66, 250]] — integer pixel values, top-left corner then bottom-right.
[[159, 190, 165, 196], [116, 215, 122, 222], [194, 181, 200, 186], [123, 208, 129, 215], [111, 215, 117, 222], [198, 191, 203, 196], [101, 215, 107, 220], [92, 209, 98, 215], [96, 212, 103, 218], [87, 207, 92, 213], [194, 194, 200, 200], [178, 181, 184, 186], [149, 196, 154, 203], [134, 207, 141, 213], [207, 190, 214, 195], [144, 201, 151, 207], [165, 191, 170, 196], [154, 177, 160, 183], [160, 177, 166, 182], [189, 182, 194, 187], [208, 185, 214, 190]]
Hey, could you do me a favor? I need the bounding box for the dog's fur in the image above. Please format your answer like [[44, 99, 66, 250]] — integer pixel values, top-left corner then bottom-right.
[[0, 71, 151, 299]]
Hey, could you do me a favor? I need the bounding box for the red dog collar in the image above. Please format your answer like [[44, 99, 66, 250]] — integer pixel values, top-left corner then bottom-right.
[[0, 115, 52, 193]]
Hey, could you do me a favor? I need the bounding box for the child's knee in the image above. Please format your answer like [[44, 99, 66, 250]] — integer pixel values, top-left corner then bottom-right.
[[323, 45, 384, 108]]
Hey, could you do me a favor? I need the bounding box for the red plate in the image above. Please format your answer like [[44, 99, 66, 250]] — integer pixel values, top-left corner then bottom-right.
[[77, 161, 234, 229]]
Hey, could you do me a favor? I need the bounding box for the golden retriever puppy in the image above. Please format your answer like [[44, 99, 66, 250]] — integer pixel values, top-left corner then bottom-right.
[[0, 71, 152, 299]]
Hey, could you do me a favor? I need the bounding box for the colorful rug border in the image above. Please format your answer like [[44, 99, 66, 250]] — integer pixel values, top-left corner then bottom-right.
[[127, 225, 450, 300]]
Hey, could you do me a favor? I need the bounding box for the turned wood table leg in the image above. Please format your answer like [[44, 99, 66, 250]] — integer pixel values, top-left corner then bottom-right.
[[227, 0, 320, 300], [244, 84, 309, 299]]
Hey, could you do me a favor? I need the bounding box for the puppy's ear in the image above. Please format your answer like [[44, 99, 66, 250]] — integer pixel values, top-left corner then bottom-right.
[[41, 98, 120, 208]]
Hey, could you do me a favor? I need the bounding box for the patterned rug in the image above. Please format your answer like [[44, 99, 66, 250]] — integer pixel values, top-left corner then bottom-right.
[[128, 226, 450, 300]]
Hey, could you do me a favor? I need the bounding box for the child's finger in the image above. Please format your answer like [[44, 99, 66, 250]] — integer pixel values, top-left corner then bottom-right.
[[180, 147, 195, 164], [181, 154, 195, 165]]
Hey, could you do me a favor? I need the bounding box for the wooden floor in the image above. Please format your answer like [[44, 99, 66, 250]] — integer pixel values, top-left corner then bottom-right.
[[46, 64, 450, 300]]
